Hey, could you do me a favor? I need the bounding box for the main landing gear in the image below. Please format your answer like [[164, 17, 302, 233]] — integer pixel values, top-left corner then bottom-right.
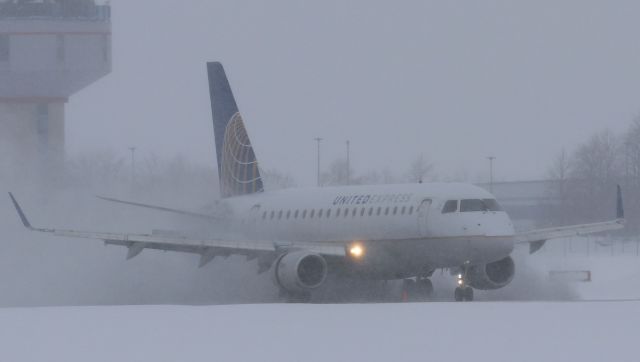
[[454, 272, 474, 302], [401, 277, 434, 302]]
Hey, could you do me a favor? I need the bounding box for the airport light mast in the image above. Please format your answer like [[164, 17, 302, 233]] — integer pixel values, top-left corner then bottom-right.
[[346, 140, 350, 185], [487, 156, 496, 193], [314, 137, 322, 187]]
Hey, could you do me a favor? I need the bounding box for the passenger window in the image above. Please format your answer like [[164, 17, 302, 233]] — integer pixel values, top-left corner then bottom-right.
[[310, 209, 315, 218], [318, 209, 323, 218], [408, 206, 414, 215], [360, 208, 365, 216], [270, 211, 275, 220], [352, 208, 357, 217], [286, 210, 291, 219], [393, 206, 398, 215], [278, 210, 283, 219], [345, 208, 350, 218], [327, 209, 332, 218], [401, 206, 406, 215], [302, 210, 307, 219], [294, 210, 299, 219], [376, 207, 381, 216], [442, 200, 458, 214], [336, 208, 341, 217], [262, 211, 267, 220], [384, 207, 389, 215], [368, 208, 373, 216]]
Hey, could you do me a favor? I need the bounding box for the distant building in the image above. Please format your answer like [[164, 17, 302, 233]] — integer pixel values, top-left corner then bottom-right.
[[0, 0, 111, 183], [476, 180, 560, 230]]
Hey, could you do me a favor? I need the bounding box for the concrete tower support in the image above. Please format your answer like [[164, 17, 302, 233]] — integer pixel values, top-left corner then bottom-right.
[[0, 102, 64, 180], [0, 1, 111, 184]]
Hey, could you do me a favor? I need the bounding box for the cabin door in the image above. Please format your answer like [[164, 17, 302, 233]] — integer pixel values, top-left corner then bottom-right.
[[417, 198, 432, 236], [248, 204, 261, 233]]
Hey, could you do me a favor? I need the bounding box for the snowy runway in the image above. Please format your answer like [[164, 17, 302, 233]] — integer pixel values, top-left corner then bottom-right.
[[0, 300, 637, 362]]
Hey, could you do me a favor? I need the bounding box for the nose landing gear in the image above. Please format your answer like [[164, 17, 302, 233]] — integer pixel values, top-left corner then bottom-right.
[[454, 271, 474, 302]]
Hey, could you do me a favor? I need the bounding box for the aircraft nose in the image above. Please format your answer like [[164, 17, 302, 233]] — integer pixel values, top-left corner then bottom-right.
[[483, 214, 515, 237], [486, 216, 516, 256]]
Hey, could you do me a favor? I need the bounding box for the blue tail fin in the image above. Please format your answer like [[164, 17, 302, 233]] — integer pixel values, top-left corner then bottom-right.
[[207, 62, 264, 198]]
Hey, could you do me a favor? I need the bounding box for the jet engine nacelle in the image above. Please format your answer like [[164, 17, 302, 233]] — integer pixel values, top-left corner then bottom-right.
[[272, 251, 328, 293], [467, 256, 515, 290]]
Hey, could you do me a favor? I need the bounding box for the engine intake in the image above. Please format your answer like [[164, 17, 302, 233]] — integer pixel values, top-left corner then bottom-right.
[[272, 251, 328, 293], [467, 256, 515, 290]]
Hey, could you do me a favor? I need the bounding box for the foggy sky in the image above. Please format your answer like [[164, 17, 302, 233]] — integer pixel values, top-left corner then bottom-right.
[[67, 0, 640, 186]]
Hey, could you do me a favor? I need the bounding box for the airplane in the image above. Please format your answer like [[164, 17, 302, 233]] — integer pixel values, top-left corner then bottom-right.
[[8, 62, 626, 302]]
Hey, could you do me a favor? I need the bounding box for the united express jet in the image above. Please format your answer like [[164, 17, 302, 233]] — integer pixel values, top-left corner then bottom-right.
[[9, 62, 625, 302]]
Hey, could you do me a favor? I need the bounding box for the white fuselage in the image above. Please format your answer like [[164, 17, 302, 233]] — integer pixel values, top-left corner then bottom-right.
[[220, 183, 515, 279]]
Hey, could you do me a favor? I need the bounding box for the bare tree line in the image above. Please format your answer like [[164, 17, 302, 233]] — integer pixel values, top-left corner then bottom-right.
[[63, 150, 219, 210], [317, 154, 436, 187], [60, 151, 436, 200], [546, 119, 640, 234]]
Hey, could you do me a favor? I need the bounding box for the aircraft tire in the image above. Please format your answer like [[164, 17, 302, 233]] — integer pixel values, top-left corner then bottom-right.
[[417, 278, 434, 298], [454, 287, 464, 302], [464, 287, 474, 301]]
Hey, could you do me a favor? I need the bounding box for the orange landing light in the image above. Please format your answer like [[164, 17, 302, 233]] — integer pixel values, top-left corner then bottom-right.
[[349, 244, 364, 258]]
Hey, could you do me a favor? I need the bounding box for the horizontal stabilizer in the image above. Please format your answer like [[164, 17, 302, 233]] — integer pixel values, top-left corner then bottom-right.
[[97, 196, 217, 220]]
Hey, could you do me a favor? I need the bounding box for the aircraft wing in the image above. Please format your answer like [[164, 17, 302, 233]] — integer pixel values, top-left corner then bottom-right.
[[514, 219, 625, 254], [514, 185, 625, 254], [8, 193, 346, 267]]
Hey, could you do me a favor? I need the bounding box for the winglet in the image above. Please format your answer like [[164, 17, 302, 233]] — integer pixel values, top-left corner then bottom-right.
[[8, 192, 32, 229], [617, 184, 624, 220]]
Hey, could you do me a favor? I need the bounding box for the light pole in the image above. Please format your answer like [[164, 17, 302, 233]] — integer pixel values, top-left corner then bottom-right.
[[624, 141, 630, 190], [487, 156, 495, 193], [129, 146, 137, 187], [346, 140, 350, 185], [314, 137, 323, 187]]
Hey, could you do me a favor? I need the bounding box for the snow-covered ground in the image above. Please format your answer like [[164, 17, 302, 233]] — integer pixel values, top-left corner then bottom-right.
[[0, 301, 638, 362]]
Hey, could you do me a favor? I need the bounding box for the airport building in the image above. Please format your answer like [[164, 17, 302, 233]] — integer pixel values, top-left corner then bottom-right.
[[477, 180, 560, 230], [0, 0, 111, 181]]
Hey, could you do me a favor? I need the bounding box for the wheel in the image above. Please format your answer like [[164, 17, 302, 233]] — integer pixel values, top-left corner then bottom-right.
[[454, 287, 464, 302], [402, 278, 436, 302], [464, 287, 474, 301], [417, 278, 434, 298]]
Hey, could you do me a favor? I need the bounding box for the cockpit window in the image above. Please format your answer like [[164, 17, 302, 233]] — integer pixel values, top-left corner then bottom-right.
[[460, 199, 502, 212], [442, 200, 458, 213], [482, 199, 502, 212]]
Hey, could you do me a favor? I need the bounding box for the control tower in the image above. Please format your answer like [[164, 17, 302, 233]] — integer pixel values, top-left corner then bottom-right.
[[0, 1, 111, 182]]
